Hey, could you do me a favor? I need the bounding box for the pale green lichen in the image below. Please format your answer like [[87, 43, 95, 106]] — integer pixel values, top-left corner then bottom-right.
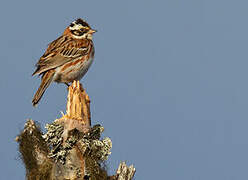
[[91, 137, 112, 161], [42, 122, 112, 165], [43, 122, 77, 163], [79, 125, 112, 162]]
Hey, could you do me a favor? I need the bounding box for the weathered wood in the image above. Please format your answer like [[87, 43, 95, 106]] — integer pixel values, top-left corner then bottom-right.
[[115, 162, 136, 180], [17, 81, 135, 180], [57, 80, 91, 138]]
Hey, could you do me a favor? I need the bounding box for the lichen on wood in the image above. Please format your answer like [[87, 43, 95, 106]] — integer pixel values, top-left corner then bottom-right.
[[16, 81, 135, 180]]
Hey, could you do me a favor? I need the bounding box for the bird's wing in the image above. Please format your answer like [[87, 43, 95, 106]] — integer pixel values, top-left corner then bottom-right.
[[32, 36, 90, 76]]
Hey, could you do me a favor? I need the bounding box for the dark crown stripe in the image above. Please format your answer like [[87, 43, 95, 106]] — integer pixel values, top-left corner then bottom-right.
[[75, 18, 90, 28]]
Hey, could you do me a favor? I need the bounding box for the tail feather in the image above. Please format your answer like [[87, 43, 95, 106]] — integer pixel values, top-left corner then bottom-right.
[[32, 70, 55, 106]]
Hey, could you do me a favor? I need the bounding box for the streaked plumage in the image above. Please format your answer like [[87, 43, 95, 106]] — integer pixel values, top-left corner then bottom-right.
[[32, 18, 96, 106]]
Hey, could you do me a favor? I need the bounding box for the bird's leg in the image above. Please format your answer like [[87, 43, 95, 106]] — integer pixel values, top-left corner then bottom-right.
[[64, 83, 71, 91], [64, 82, 70, 87]]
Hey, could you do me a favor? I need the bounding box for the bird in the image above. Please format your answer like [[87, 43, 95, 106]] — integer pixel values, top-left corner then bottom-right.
[[32, 18, 96, 106]]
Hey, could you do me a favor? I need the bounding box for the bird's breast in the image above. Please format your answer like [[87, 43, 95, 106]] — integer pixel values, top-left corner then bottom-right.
[[54, 51, 94, 83]]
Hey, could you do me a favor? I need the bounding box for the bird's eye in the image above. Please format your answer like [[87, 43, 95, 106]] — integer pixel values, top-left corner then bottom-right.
[[80, 28, 87, 33], [70, 23, 74, 27]]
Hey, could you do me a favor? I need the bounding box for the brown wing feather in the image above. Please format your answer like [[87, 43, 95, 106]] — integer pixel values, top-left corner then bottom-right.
[[32, 36, 91, 76]]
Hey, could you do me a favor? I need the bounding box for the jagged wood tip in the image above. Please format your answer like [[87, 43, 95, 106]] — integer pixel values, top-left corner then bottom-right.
[[16, 80, 135, 179], [67, 81, 91, 123], [56, 80, 91, 139], [115, 162, 136, 180]]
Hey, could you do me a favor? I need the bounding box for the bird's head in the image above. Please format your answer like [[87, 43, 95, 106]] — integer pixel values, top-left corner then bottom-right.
[[65, 18, 97, 40]]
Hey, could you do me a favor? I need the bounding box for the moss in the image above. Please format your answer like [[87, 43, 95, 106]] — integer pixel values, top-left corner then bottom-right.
[[17, 120, 53, 180], [17, 120, 49, 173], [84, 156, 108, 180], [27, 160, 53, 180]]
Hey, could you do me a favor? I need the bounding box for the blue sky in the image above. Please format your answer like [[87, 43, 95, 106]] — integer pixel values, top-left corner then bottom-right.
[[1, 0, 248, 179]]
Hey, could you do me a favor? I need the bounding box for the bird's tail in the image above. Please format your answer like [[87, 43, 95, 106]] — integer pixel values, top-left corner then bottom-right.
[[32, 70, 55, 106]]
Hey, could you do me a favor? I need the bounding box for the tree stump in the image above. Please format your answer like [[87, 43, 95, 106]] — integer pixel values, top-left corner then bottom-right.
[[16, 81, 135, 180]]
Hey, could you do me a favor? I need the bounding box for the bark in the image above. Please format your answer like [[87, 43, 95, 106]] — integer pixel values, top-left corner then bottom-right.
[[16, 81, 135, 180]]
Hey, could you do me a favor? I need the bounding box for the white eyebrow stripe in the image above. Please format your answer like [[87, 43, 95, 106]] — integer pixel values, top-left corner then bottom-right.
[[69, 24, 83, 30]]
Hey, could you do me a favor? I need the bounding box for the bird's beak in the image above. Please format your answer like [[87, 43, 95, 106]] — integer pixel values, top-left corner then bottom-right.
[[88, 29, 97, 34]]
